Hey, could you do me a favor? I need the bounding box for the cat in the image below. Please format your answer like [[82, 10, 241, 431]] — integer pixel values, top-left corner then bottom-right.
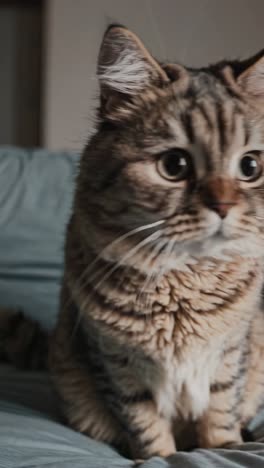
[[2, 24, 264, 460], [49, 25, 264, 459]]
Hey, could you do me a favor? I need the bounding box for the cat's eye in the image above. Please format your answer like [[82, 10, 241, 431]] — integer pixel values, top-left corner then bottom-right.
[[238, 153, 262, 182], [157, 148, 192, 182]]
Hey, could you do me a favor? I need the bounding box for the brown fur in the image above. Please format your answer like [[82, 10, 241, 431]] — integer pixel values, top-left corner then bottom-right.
[[50, 27, 264, 459], [3, 25, 264, 460], [0, 308, 47, 370]]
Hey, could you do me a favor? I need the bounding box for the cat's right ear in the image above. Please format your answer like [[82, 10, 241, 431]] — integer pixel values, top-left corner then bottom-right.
[[237, 50, 264, 101], [97, 25, 168, 97]]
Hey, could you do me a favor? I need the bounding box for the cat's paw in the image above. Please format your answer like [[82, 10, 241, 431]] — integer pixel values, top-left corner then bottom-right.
[[199, 431, 243, 449]]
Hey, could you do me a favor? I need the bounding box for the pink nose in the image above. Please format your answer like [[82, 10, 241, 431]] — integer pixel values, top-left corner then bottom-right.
[[208, 202, 236, 219], [201, 177, 240, 219]]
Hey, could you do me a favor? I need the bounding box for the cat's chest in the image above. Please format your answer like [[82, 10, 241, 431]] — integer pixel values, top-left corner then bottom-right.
[[154, 343, 222, 421]]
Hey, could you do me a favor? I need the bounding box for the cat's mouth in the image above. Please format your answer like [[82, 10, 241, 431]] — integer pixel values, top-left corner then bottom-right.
[[194, 222, 258, 261], [182, 222, 246, 258], [207, 213, 244, 242], [212, 220, 243, 241], [211, 225, 232, 240], [208, 227, 242, 247], [211, 231, 226, 241]]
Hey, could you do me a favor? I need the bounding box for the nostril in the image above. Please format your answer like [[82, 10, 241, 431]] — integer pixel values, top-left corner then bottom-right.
[[208, 202, 236, 219], [201, 177, 240, 219]]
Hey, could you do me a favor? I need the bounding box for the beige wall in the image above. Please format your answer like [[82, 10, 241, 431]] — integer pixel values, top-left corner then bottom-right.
[[43, 0, 264, 151]]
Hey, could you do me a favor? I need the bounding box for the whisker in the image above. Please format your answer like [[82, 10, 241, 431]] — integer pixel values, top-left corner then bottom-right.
[[114, 236, 163, 291], [70, 229, 163, 339], [81, 219, 165, 280], [165, 239, 176, 265], [156, 238, 175, 283], [141, 238, 168, 272], [137, 239, 167, 308], [79, 219, 165, 286], [139, 238, 175, 313], [75, 228, 163, 296], [94, 230, 162, 291], [66, 219, 164, 314], [79, 220, 165, 287], [140, 239, 176, 313]]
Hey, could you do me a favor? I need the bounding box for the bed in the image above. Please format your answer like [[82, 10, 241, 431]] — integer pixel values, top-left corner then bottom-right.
[[1, 147, 264, 468]]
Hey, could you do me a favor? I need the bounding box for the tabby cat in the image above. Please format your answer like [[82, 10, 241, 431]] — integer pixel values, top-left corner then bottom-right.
[[39, 26, 264, 458]]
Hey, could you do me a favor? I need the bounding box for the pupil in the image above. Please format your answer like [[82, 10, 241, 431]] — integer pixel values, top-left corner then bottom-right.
[[241, 156, 257, 177], [165, 155, 186, 176]]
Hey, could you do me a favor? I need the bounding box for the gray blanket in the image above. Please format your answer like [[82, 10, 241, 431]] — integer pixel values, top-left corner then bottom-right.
[[1, 365, 264, 468]]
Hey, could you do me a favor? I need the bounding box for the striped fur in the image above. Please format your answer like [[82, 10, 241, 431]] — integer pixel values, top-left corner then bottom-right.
[[48, 26, 264, 459]]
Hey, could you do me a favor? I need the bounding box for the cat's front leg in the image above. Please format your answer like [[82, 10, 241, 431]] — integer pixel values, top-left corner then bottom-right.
[[111, 396, 176, 459], [242, 309, 264, 424], [197, 344, 245, 448]]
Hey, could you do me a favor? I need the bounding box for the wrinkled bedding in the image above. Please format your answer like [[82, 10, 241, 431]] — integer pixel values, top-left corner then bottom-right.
[[1, 365, 264, 468]]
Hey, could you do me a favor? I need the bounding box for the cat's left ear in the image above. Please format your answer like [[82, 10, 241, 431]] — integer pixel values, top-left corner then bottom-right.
[[97, 25, 169, 99], [237, 50, 264, 99]]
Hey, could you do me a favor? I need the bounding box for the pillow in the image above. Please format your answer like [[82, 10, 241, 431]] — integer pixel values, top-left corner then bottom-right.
[[0, 147, 79, 330]]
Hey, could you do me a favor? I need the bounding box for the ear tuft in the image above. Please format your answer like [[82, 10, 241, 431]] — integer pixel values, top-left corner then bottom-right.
[[97, 25, 168, 96]]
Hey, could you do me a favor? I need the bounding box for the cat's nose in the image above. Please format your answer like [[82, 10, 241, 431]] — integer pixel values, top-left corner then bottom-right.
[[206, 202, 236, 219], [201, 176, 240, 219]]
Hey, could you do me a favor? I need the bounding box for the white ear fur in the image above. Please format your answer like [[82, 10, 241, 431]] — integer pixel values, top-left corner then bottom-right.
[[99, 49, 151, 94], [238, 56, 264, 98], [97, 26, 167, 96]]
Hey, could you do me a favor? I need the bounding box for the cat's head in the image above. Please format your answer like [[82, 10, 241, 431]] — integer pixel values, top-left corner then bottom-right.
[[76, 25, 264, 272]]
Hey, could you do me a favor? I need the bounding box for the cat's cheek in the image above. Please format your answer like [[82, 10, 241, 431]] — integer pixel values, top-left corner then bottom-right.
[[222, 206, 260, 241]]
